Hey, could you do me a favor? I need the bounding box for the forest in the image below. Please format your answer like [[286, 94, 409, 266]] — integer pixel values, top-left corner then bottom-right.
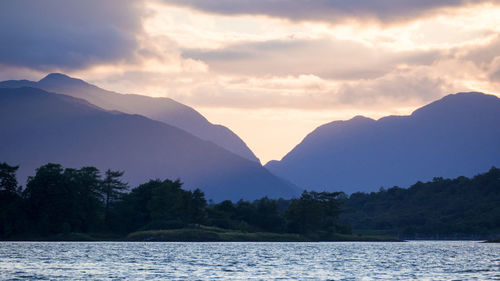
[[1, 162, 499, 241], [0, 162, 349, 241], [341, 167, 500, 239]]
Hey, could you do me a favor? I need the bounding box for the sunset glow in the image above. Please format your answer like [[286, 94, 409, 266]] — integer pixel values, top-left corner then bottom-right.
[[2, 0, 500, 163]]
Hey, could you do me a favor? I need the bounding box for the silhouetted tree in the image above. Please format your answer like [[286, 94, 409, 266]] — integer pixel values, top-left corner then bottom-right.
[[189, 188, 207, 224], [0, 162, 24, 238], [23, 164, 104, 234], [4, 162, 498, 241], [0, 162, 19, 194], [342, 167, 500, 238], [101, 169, 128, 223], [72, 167, 103, 232], [117, 179, 208, 232], [148, 179, 184, 223], [209, 200, 236, 229], [286, 191, 344, 234], [253, 197, 284, 232]]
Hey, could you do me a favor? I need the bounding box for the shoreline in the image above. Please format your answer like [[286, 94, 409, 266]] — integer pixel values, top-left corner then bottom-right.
[[4, 229, 498, 243], [484, 238, 500, 243], [1, 228, 400, 243]]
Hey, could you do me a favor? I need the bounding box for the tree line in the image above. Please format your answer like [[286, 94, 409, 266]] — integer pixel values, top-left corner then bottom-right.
[[0, 162, 348, 239], [341, 167, 500, 239], [2, 162, 498, 240]]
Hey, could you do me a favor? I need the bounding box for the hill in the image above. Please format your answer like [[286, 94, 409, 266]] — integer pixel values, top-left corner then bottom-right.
[[341, 167, 500, 239], [266, 92, 500, 193], [0, 73, 259, 162], [0, 87, 297, 201]]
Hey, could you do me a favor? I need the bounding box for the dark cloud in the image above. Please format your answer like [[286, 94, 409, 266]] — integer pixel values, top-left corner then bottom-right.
[[163, 0, 497, 24], [0, 0, 145, 71]]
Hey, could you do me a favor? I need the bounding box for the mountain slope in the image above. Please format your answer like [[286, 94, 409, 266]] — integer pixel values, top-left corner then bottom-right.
[[266, 92, 500, 193], [0, 73, 259, 163], [0, 87, 296, 201]]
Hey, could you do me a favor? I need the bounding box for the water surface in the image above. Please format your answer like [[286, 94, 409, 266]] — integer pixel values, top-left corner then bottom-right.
[[0, 241, 499, 280]]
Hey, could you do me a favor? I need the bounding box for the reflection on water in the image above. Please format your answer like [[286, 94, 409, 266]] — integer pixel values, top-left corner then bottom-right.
[[0, 241, 499, 280]]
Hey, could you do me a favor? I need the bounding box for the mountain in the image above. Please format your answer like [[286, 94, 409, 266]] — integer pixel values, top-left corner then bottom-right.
[[0, 87, 297, 201], [266, 92, 500, 194], [0, 73, 259, 163]]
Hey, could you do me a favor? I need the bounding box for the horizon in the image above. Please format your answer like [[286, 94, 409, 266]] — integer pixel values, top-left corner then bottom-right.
[[2, 1, 500, 163]]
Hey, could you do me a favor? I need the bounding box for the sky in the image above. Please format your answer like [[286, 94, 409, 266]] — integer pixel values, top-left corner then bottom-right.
[[2, 0, 500, 164]]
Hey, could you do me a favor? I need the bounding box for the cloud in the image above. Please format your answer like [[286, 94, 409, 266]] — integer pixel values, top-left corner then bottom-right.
[[162, 0, 499, 24], [489, 57, 500, 82], [183, 38, 441, 80], [3, 0, 496, 112], [154, 67, 452, 111], [463, 35, 500, 67], [0, 0, 146, 71], [450, 35, 500, 84], [336, 72, 451, 107]]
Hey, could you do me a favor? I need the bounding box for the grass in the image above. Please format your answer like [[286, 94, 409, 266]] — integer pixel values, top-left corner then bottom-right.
[[4, 226, 399, 242], [127, 229, 221, 242], [485, 238, 500, 243], [125, 227, 398, 242]]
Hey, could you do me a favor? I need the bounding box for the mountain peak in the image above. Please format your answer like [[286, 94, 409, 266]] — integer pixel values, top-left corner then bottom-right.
[[6, 72, 260, 163], [411, 91, 500, 118], [39, 73, 89, 87], [0, 87, 296, 200], [266, 90, 500, 194], [443, 91, 488, 98], [350, 115, 374, 123], [438, 91, 500, 104], [39, 73, 71, 81]]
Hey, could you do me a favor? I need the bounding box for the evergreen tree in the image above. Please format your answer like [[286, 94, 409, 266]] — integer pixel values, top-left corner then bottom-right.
[[72, 167, 104, 232], [0, 162, 23, 238], [23, 164, 105, 234], [0, 162, 19, 194], [286, 191, 344, 234], [101, 169, 128, 220], [187, 188, 207, 224]]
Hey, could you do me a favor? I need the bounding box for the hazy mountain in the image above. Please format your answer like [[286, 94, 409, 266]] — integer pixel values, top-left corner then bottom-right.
[[0, 87, 297, 201], [266, 92, 500, 194], [0, 73, 259, 163]]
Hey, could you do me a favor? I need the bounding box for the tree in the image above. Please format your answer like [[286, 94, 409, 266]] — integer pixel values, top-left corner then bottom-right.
[[23, 164, 105, 234], [117, 179, 160, 232], [286, 191, 344, 234], [148, 179, 184, 223], [117, 179, 208, 232], [101, 169, 128, 217], [0, 162, 19, 194], [0, 162, 23, 238], [23, 163, 81, 234], [253, 197, 284, 232], [71, 167, 104, 232], [189, 188, 207, 224]]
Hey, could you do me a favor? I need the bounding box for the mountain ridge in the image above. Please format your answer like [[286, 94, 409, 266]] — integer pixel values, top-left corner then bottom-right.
[[0, 73, 260, 163], [0, 87, 297, 201], [266, 92, 500, 193]]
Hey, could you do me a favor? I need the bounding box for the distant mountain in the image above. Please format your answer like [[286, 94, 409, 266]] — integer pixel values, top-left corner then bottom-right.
[[0, 73, 259, 163], [0, 87, 297, 201], [266, 92, 500, 194]]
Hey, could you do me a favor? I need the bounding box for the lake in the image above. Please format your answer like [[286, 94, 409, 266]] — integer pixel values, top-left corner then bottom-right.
[[0, 241, 499, 280]]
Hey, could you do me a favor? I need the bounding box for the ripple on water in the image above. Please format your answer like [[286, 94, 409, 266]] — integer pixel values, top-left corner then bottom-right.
[[0, 241, 499, 280]]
